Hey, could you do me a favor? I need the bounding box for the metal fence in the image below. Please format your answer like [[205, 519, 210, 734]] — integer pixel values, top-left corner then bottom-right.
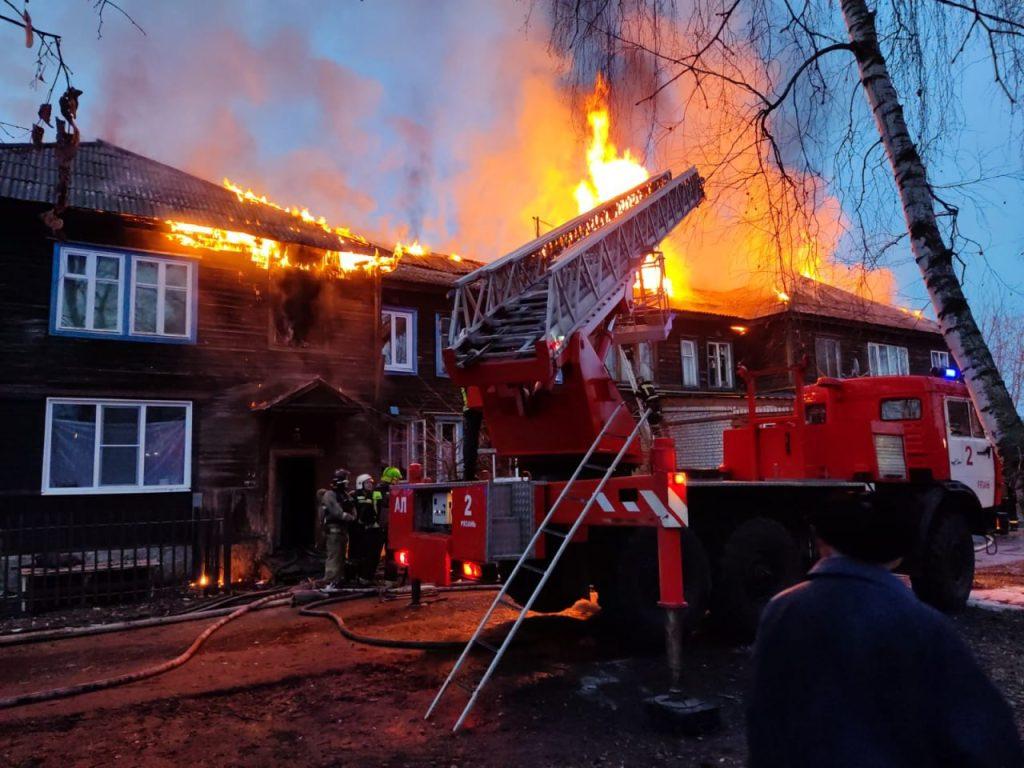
[[0, 507, 227, 616]]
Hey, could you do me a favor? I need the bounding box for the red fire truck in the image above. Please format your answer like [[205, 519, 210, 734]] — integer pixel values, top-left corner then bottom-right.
[[394, 169, 1007, 730]]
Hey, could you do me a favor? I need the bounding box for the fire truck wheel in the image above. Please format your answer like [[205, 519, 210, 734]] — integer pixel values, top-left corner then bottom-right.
[[714, 517, 801, 642], [910, 511, 974, 612], [598, 527, 711, 646]]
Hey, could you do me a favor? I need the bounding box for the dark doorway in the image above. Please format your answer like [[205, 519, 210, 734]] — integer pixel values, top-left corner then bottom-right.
[[277, 456, 317, 550]]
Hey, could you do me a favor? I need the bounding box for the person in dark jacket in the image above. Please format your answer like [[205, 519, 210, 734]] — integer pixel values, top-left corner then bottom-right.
[[352, 473, 384, 584], [747, 492, 1022, 768], [318, 468, 356, 589]]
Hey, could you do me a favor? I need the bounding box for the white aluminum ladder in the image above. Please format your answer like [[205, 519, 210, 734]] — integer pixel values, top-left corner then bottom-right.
[[425, 399, 652, 732]]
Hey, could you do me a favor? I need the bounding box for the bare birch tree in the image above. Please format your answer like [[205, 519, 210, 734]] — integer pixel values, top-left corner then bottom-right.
[[545, 0, 1024, 506]]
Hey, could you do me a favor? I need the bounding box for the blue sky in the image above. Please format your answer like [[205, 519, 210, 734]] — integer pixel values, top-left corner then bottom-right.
[[1, 1, 1020, 317]]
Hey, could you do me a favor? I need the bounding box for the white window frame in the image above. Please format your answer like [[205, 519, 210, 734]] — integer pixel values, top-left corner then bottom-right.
[[868, 342, 910, 376], [42, 398, 193, 495], [434, 417, 464, 481], [680, 339, 698, 388], [55, 247, 125, 334], [382, 307, 417, 374], [435, 313, 451, 377], [387, 418, 427, 469], [815, 336, 842, 378], [707, 341, 734, 389], [931, 350, 950, 370], [129, 256, 195, 338]]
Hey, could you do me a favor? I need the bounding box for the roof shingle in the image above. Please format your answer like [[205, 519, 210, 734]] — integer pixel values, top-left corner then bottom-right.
[[0, 140, 364, 252]]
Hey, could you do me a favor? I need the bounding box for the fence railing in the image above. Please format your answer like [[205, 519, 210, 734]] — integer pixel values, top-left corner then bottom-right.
[[0, 507, 226, 615]]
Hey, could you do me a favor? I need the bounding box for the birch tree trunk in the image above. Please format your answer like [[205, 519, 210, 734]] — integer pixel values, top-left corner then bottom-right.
[[840, 0, 1024, 512]]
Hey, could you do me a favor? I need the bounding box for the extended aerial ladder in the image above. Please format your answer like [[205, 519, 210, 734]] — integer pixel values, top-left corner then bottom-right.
[[442, 167, 705, 473], [429, 168, 706, 730]]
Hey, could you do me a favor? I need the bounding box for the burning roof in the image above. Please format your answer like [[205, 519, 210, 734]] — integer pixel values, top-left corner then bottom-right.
[[0, 140, 360, 252], [682, 276, 939, 333], [0, 140, 482, 282]]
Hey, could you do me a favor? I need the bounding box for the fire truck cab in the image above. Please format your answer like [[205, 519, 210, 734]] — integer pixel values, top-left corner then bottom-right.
[[723, 373, 1000, 510]]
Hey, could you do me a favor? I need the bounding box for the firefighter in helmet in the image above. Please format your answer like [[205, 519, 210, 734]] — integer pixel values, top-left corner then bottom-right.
[[353, 473, 384, 583], [378, 466, 403, 579], [318, 468, 356, 589]]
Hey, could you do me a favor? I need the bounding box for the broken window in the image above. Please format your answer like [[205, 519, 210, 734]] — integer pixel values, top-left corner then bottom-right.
[[44, 399, 191, 493]]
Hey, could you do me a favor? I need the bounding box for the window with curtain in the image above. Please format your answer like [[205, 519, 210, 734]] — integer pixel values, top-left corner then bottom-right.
[[868, 342, 910, 376], [707, 341, 734, 388], [44, 399, 191, 494], [52, 246, 196, 342], [680, 339, 698, 387], [815, 337, 842, 378], [382, 307, 416, 373]]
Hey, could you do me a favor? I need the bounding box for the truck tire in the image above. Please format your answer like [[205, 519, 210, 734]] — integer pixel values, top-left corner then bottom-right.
[[714, 517, 801, 642], [910, 511, 974, 612], [597, 527, 711, 646]]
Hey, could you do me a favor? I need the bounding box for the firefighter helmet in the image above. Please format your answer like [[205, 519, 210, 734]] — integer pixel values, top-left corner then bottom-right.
[[355, 473, 373, 489]]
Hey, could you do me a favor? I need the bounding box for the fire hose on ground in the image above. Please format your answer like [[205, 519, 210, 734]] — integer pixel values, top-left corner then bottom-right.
[[0, 583, 500, 711]]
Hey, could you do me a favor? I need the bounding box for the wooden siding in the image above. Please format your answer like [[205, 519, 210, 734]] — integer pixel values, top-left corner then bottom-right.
[[0, 201, 382, 559]]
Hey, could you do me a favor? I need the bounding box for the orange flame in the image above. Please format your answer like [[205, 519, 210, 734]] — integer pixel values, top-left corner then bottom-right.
[[222, 179, 369, 246], [395, 240, 428, 257], [572, 76, 679, 299], [165, 180, 398, 274], [574, 75, 650, 214]]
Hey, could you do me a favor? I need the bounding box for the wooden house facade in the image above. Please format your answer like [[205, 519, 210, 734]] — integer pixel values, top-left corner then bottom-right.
[[620, 279, 951, 469], [0, 141, 476, 602]]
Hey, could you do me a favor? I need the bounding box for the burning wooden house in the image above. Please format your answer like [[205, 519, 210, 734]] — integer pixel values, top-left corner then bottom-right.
[[0, 140, 476, 609]]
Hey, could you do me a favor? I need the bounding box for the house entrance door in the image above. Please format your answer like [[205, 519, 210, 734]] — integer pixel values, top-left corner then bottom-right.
[[276, 455, 318, 550]]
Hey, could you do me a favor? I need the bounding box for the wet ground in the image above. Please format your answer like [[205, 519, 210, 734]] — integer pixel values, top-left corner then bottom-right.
[[1, 541, 1023, 768]]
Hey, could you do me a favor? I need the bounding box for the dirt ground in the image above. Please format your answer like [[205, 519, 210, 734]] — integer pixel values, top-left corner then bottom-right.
[[1, 565, 1023, 767]]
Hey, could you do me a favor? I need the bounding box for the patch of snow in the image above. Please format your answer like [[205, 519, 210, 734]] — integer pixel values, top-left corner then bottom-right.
[[969, 586, 1024, 612]]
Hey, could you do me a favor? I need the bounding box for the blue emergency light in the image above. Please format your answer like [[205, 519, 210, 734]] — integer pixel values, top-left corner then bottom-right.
[[943, 367, 959, 380]]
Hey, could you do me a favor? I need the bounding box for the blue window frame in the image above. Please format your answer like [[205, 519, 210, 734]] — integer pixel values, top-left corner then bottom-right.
[[435, 313, 451, 377], [50, 244, 198, 344], [382, 306, 417, 375]]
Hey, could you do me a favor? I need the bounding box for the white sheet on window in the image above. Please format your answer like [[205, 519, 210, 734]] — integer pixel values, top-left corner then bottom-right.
[[50, 413, 96, 488], [144, 414, 186, 485]]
